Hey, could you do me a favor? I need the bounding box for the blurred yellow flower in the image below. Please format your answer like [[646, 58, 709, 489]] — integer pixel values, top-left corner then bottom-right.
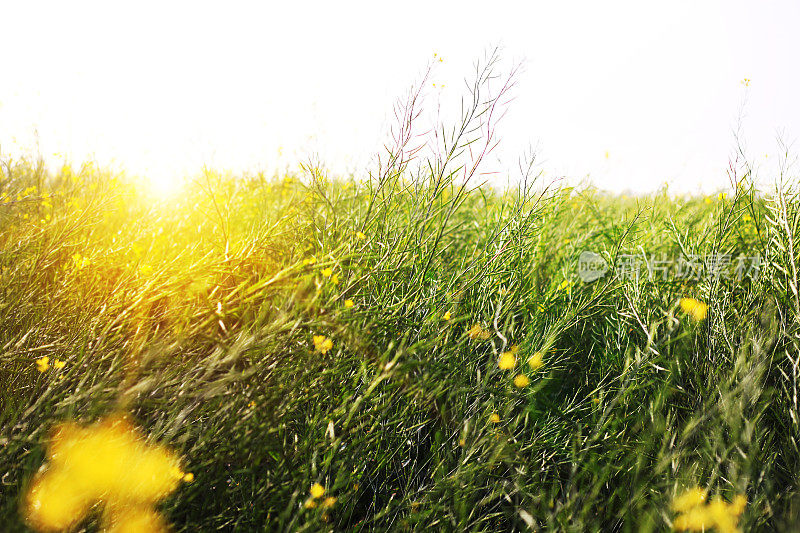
[[310, 483, 325, 498], [36, 356, 49, 373], [344, 299, 354, 308], [679, 298, 708, 321], [323, 496, 337, 508], [71, 253, 91, 270], [467, 324, 490, 340], [672, 487, 708, 513], [331, 273, 340, 285], [313, 335, 333, 354], [356, 231, 366, 240], [303, 256, 317, 266], [513, 374, 530, 388], [528, 352, 544, 371], [671, 487, 745, 533], [704, 197, 713, 205], [53, 359, 66, 370], [104, 505, 169, 533], [489, 413, 501, 423], [443, 311, 451, 321], [498, 352, 517, 370], [24, 415, 188, 533], [321, 268, 333, 278]]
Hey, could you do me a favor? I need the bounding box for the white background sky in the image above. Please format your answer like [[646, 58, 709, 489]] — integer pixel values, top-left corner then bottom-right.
[[1, 0, 799, 194]]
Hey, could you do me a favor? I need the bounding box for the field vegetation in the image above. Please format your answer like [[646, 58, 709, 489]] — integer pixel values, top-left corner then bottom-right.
[[1, 55, 798, 531]]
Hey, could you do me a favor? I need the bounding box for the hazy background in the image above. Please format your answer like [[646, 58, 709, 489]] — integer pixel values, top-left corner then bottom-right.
[[1, 0, 799, 194]]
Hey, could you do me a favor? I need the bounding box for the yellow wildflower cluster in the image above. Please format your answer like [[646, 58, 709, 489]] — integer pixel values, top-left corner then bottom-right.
[[321, 267, 340, 285], [443, 311, 451, 321], [344, 299, 354, 308], [467, 324, 491, 340], [313, 335, 333, 354], [513, 374, 530, 388], [498, 351, 517, 370], [528, 351, 544, 371], [24, 415, 191, 532], [671, 487, 746, 533], [35, 357, 66, 373], [679, 298, 708, 321], [71, 253, 91, 271], [498, 344, 538, 388], [305, 483, 336, 509]]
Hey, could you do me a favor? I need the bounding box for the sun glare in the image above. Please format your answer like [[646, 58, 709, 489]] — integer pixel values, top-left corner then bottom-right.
[[142, 170, 186, 198]]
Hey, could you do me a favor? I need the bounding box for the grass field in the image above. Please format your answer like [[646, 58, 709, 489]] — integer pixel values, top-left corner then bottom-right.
[[1, 68, 799, 532]]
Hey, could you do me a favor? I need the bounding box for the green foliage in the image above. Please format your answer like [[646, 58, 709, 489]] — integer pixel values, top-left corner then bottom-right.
[[0, 55, 794, 531]]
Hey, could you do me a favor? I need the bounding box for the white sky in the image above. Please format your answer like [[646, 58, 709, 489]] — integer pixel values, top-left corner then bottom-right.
[[1, 0, 799, 194]]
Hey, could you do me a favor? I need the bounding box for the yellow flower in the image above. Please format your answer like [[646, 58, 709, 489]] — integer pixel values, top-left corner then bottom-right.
[[509, 344, 520, 354], [498, 352, 517, 370], [303, 256, 317, 266], [182, 473, 194, 483], [528, 352, 544, 371], [344, 299, 354, 308], [24, 416, 185, 532], [355, 231, 366, 240], [729, 494, 746, 516], [304, 498, 317, 509], [488, 413, 500, 423], [679, 298, 708, 321], [54, 359, 66, 370], [467, 324, 490, 340], [104, 505, 169, 533], [672, 487, 708, 513], [322, 496, 337, 508], [310, 483, 325, 498], [331, 273, 340, 285], [671, 487, 745, 533], [71, 253, 91, 270], [443, 311, 451, 321], [321, 267, 333, 278], [313, 335, 333, 354], [36, 356, 50, 373], [704, 197, 713, 205], [742, 214, 752, 222], [513, 374, 530, 388]]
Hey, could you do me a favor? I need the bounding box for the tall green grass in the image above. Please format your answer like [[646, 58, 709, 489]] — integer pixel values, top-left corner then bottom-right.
[[1, 54, 798, 531]]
